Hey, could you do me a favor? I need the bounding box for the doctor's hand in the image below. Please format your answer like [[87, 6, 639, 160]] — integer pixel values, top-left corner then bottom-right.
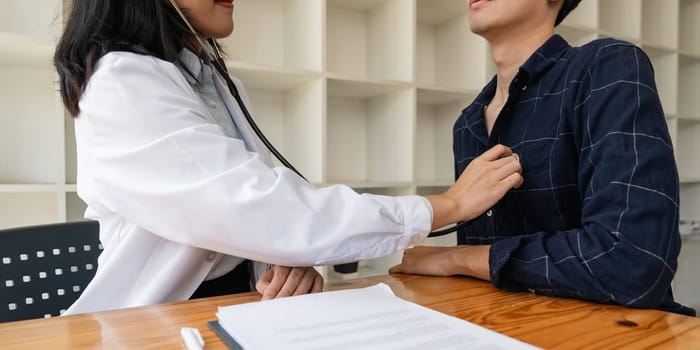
[[256, 265, 324, 300], [426, 144, 522, 230]]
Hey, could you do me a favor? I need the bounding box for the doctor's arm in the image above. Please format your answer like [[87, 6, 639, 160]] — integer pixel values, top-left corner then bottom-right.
[[82, 54, 521, 267]]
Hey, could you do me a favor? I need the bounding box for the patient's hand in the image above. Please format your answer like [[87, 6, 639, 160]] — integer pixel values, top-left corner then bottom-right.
[[389, 246, 458, 276], [256, 265, 324, 300]]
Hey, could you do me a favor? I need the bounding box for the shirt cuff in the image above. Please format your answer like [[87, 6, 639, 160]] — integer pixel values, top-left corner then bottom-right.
[[395, 195, 433, 243], [489, 236, 525, 290]]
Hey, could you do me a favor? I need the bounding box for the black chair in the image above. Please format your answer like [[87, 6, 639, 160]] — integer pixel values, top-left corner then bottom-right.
[[0, 221, 102, 323]]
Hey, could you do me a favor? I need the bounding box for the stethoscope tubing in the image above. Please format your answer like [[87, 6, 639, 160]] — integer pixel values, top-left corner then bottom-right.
[[207, 42, 461, 237]]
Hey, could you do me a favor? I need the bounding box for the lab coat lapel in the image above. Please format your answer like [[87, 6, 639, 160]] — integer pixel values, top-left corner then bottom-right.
[[212, 73, 274, 166]]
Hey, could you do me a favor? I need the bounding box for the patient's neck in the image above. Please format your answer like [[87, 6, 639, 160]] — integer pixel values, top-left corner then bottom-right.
[[487, 27, 554, 102]]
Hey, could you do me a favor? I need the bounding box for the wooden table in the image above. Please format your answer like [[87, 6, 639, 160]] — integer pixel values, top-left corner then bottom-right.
[[0, 274, 698, 349]]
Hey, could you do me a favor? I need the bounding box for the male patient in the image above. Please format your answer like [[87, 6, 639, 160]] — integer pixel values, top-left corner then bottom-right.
[[391, 0, 695, 316]]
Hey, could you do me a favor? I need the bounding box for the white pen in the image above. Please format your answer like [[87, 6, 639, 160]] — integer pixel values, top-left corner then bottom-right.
[[180, 327, 205, 350]]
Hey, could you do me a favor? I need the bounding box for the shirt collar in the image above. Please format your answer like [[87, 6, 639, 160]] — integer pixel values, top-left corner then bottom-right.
[[472, 34, 570, 108], [518, 34, 570, 84], [179, 39, 220, 86], [179, 48, 204, 86]]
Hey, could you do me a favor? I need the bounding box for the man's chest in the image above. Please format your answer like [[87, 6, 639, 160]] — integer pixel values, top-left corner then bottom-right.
[[455, 100, 584, 236], [484, 103, 501, 136], [456, 86, 583, 190]]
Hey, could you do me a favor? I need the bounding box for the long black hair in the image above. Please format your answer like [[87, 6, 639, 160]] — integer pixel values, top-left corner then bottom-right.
[[54, 0, 197, 116]]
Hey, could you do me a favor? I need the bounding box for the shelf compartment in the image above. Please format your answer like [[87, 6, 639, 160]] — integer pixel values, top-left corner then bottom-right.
[[327, 0, 414, 81], [675, 235, 700, 311], [642, 46, 678, 116], [416, 0, 489, 90], [0, 32, 53, 69], [559, 0, 598, 29], [226, 61, 320, 91], [666, 117, 678, 153], [0, 185, 57, 193], [677, 120, 700, 181], [222, 0, 323, 72], [680, 0, 700, 55], [681, 183, 700, 221], [65, 113, 77, 185], [0, 192, 59, 229], [0, 67, 62, 184], [678, 55, 700, 120], [680, 177, 700, 184], [641, 0, 679, 49], [414, 180, 454, 188], [599, 0, 642, 41], [326, 79, 414, 183], [66, 192, 88, 222], [555, 25, 599, 47], [415, 88, 472, 183], [242, 78, 325, 183], [0, 1, 61, 43]]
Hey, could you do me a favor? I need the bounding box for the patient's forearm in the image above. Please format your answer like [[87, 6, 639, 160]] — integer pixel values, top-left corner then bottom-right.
[[390, 245, 491, 280]]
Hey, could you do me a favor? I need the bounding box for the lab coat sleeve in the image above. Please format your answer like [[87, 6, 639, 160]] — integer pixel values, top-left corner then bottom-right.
[[78, 52, 432, 266]]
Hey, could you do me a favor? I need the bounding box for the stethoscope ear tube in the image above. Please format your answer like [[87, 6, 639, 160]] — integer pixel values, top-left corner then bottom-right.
[[208, 52, 307, 181], [210, 53, 462, 238]]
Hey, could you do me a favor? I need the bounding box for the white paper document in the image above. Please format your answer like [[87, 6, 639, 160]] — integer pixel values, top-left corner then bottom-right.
[[216, 283, 540, 350]]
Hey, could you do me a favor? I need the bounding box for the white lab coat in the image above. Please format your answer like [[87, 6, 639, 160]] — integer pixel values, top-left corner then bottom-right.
[[66, 51, 432, 314]]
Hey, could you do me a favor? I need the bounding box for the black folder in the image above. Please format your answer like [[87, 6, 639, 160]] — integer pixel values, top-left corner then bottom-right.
[[207, 320, 245, 350]]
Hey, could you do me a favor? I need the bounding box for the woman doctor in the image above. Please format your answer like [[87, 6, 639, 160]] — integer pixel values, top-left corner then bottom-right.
[[54, 0, 523, 314]]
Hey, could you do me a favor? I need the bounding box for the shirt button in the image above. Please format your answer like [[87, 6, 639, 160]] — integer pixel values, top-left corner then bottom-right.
[[207, 100, 217, 109], [206, 253, 217, 261], [486, 210, 493, 217], [521, 85, 527, 91]]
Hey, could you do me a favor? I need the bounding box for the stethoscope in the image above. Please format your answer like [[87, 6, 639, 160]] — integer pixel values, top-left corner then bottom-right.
[[169, 1, 460, 237]]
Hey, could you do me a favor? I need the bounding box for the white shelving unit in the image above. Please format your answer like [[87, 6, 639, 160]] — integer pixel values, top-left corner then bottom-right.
[[0, 1, 66, 229], [642, 0, 679, 50], [327, 0, 414, 82], [680, 0, 700, 56], [416, 88, 472, 183], [415, 0, 491, 90], [679, 55, 700, 120], [598, 0, 642, 42], [1, 0, 699, 307]]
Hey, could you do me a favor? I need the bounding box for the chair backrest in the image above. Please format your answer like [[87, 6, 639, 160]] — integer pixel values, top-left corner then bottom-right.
[[0, 221, 102, 323]]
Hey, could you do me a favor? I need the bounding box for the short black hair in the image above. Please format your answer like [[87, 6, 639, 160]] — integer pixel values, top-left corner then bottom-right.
[[555, 0, 582, 26]]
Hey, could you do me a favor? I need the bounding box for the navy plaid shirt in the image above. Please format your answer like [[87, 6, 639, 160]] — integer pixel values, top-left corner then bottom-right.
[[454, 35, 695, 316]]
